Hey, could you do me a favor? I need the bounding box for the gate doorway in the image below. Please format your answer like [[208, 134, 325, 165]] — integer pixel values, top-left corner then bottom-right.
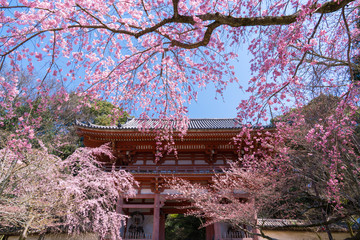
[[165, 214, 206, 240]]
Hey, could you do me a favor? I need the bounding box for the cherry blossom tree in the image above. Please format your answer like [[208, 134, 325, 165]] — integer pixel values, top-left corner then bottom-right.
[[168, 103, 359, 239], [0, 144, 137, 239], [1, 0, 360, 238], [0, 67, 134, 239], [167, 162, 281, 240], [0, 0, 358, 123], [166, 126, 284, 239], [1, 0, 359, 156], [1, 0, 358, 137], [59, 145, 137, 239], [172, 97, 359, 239], [270, 95, 360, 239]]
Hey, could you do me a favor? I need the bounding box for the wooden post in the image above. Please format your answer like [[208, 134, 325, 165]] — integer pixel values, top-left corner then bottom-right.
[[213, 222, 221, 240], [116, 197, 124, 213], [152, 194, 160, 240], [116, 197, 125, 239], [206, 224, 215, 240], [251, 197, 260, 240], [159, 212, 166, 240]]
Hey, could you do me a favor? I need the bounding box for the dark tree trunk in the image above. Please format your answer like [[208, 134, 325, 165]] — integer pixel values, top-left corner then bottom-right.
[[345, 231, 360, 240], [18, 216, 34, 240], [37, 233, 45, 240], [312, 182, 334, 240]]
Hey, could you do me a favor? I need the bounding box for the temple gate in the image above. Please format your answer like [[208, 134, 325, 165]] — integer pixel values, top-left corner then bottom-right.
[[76, 118, 270, 240]]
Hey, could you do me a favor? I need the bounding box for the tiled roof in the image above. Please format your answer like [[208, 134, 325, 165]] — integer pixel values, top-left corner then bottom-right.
[[124, 118, 243, 129], [257, 219, 352, 232], [75, 118, 274, 130], [258, 219, 308, 228]]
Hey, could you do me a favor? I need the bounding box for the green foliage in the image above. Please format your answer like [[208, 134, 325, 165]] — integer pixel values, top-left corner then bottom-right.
[[165, 214, 206, 240], [90, 100, 130, 126], [0, 72, 129, 158]]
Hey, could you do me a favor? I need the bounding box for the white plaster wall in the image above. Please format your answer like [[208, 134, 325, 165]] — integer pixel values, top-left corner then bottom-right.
[[260, 230, 352, 240], [124, 214, 153, 236], [194, 160, 207, 165], [133, 160, 144, 165], [142, 215, 153, 234], [178, 160, 192, 165], [214, 160, 225, 165], [218, 222, 250, 238], [163, 160, 176, 165], [162, 189, 180, 194], [140, 189, 153, 194], [219, 222, 231, 236]]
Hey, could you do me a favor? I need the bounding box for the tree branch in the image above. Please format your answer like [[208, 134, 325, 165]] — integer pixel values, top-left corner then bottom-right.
[[1, 0, 354, 54]]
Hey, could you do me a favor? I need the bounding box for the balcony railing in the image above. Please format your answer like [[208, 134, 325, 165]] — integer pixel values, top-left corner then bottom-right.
[[123, 232, 152, 239], [221, 238, 253, 240], [105, 165, 225, 174]]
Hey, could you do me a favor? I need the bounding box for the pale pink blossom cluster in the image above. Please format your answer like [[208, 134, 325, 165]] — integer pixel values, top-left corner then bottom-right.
[[0, 144, 137, 239]]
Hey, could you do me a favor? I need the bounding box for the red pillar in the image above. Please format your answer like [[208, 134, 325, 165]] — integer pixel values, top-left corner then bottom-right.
[[206, 224, 214, 240], [159, 213, 166, 240], [251, 197, 259, 240], [253, 211, 260, 240], [116, 197, 125, 238], [213, 222, 221, 240], [152, 194, 160, 240], [115, 197, 124, 214]]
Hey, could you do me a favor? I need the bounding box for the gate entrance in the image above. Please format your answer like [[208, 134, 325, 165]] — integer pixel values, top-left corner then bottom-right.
[[165, 214, 206, 240], [76, 118, 266, 240]]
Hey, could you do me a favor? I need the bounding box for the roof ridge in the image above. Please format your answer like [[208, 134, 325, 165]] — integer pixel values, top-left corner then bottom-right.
[[123, 118, 236, 120], [75, 119, 274, 130]]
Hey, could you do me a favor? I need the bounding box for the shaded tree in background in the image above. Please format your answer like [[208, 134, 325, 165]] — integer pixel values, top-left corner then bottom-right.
[[165, 214, 206, 240], [0, 68, 130, 159]]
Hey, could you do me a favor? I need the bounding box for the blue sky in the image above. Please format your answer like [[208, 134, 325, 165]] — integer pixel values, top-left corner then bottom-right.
[[7, 22, 253, 120], [187, 47, 251, 119]]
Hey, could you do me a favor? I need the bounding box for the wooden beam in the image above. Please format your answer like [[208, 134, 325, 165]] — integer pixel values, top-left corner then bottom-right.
[[164, 201, 191, 207], [161, 208, 191, 214], [127, 194, 156, 199], [122, 204, 154, 209]]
